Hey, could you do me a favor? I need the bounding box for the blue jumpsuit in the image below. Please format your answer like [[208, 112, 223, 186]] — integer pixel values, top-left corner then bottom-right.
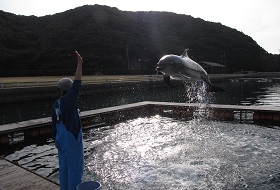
[[51, 80, 84, 190]]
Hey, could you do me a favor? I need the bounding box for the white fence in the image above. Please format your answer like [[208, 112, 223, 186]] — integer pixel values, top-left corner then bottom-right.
[[1, 72, 280, 89], [0, 75, 163, 89]]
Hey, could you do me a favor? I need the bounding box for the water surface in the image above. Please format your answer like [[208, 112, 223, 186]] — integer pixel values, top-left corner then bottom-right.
[[1, 79, 280, 125], [4, 116, 280, 189], [3, 78, 280, 189]]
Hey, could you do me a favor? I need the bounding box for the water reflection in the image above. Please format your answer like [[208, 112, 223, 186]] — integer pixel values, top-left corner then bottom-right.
[[210, 79, 280, 106], [254, 84, 280, 106]]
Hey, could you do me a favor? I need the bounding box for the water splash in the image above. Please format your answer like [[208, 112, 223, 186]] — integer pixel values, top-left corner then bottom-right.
[[183, 80, 210, 120]]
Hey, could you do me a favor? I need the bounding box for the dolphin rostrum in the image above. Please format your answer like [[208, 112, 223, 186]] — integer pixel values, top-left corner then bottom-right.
[[156, 49, 225, 92]]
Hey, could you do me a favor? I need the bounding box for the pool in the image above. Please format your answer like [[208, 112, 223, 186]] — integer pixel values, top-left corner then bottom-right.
[[4, 115, 280, 189]]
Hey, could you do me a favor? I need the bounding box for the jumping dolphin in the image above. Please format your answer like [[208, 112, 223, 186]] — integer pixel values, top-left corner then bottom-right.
[[156, 49, 225, 92]]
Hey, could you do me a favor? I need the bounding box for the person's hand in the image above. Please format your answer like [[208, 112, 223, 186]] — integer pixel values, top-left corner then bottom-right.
[[75, 51, 83, 65], [74, 51, 83, 80]]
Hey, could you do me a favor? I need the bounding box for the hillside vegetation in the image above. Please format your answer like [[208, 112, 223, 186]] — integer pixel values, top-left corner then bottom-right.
[[0, 5, 279, 76]]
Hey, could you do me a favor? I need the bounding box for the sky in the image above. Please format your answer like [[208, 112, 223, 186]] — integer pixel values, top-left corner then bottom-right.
[[1, 0, 279, 54]]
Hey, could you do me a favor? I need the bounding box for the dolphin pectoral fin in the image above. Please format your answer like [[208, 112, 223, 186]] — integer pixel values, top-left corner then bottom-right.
[[163, 75, 172, 86], [207, 84, 226, 92], [178, 72, 191, 80]]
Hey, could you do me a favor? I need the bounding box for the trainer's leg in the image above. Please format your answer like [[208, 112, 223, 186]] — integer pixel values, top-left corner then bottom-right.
[[58, 150, 68, 190]]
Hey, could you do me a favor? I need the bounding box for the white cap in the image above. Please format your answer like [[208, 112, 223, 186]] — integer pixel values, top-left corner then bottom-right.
[[57, 78, 73, 92]]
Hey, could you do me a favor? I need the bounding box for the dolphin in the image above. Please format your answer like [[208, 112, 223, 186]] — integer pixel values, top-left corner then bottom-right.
[[156, 49, 225, 92]]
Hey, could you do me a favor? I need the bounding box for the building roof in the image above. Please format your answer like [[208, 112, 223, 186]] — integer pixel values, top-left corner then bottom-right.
[[199, 61, 226, 67]]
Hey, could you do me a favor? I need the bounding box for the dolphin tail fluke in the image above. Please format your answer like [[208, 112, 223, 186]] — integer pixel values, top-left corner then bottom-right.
[[163, 74, 172, 86], [207, 84, 226, 92]]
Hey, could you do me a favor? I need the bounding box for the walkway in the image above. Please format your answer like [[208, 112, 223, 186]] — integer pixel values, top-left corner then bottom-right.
[[0, 157, 59, 190]]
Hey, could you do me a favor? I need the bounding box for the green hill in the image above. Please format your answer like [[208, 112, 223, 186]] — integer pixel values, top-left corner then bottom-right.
[[0, 5, 279, 76]]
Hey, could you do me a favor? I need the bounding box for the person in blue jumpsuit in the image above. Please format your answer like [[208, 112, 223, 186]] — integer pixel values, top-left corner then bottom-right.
[[51, 51, 84, 190]]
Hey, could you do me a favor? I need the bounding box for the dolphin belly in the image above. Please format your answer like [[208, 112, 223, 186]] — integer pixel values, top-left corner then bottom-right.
[[158, 65, 186, 80], [180, 69, 202, 81]]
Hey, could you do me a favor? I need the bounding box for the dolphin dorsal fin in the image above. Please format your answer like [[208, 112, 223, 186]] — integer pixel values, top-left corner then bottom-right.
[[181, 49, 189, 58]]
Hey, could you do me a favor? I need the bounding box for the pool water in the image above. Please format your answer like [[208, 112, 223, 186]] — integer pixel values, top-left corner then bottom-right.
[[5, 116, 280, 189], [2, 79, 280, 125]]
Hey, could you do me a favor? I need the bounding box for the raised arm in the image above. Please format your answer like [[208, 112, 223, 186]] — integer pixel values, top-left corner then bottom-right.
[[74, 51, 83, 81]]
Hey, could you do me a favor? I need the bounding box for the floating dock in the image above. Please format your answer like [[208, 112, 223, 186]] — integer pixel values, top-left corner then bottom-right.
[[0, 157, 59, 190], [1, 101, 280, 146]]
